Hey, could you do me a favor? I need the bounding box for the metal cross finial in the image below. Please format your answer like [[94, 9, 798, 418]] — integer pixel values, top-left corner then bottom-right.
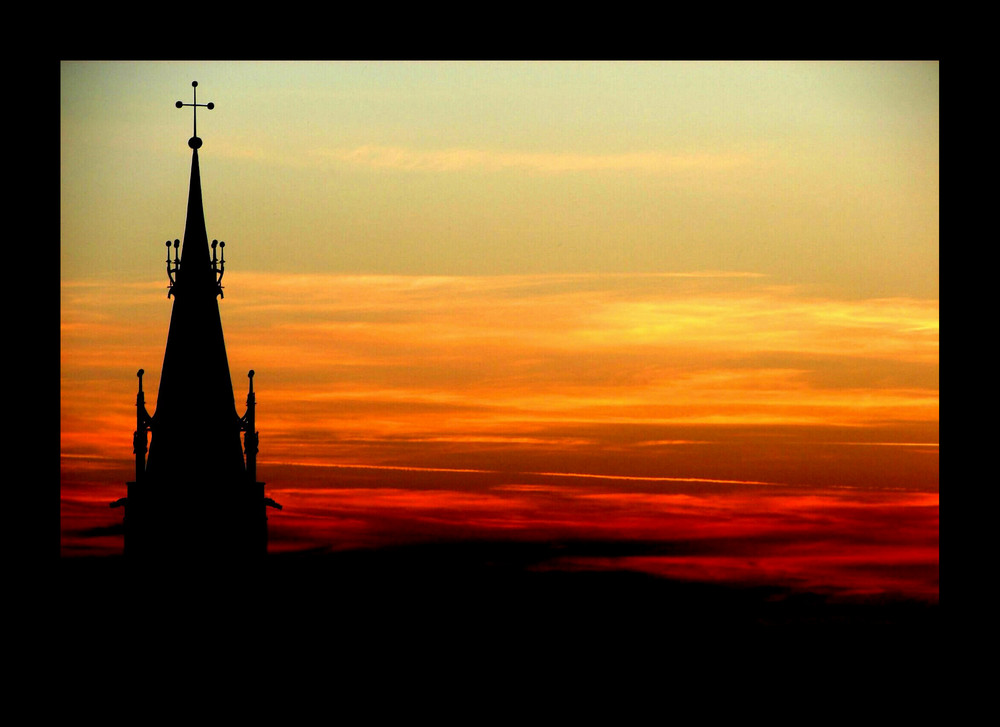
[[175, 81, 214, 149]]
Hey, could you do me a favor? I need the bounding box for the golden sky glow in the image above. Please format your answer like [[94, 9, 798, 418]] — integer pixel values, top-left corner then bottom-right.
[[60, 62, 938, 599]]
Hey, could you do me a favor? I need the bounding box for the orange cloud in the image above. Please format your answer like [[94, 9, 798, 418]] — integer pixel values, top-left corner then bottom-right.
[[61, 271, 938, 563], [62, 272, 938, 476]]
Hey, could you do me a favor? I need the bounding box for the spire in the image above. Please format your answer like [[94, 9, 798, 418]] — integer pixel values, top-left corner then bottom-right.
[[146, 135, 244, 489], [147, 81, 241, 484], [122, 81, 269, 562]]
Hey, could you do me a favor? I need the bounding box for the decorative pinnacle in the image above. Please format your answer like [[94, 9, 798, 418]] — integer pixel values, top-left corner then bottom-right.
[[212, 239, 226, 297], [165, 239, 180, 297], [176, 81, 214, 149]]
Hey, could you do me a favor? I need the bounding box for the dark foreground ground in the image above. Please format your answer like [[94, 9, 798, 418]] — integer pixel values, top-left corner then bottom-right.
[[43, 540, 945, 704], [40, 542, 943, 714], [53, 539, 938, 630]]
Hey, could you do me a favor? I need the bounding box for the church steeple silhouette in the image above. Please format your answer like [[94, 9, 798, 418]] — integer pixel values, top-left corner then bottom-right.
[[112, 82, 280, 563]]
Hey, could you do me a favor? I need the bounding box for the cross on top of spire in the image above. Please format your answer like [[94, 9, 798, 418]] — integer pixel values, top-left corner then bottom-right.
[[175, 81, 214, 149]]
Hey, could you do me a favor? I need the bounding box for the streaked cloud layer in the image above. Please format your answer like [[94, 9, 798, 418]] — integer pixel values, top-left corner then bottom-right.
[[62, 271, 938, 494]]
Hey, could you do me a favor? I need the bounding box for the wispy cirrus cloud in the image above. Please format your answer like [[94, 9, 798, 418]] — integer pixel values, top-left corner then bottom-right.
[[194, 142, 754, 175], [310, 145, 755, 174]]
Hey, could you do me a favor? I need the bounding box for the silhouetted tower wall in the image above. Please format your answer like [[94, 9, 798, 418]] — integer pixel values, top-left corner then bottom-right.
[[114, 82, 279, 563]]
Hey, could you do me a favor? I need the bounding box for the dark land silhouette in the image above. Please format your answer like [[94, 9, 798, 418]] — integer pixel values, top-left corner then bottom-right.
[[58, 538, 939, 634]]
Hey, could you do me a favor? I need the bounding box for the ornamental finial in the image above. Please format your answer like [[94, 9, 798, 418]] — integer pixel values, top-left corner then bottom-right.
[[175, 81, 214, 149]]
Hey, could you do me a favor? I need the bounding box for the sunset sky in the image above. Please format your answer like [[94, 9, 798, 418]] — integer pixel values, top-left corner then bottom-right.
[[60, 61, 938, 601]]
